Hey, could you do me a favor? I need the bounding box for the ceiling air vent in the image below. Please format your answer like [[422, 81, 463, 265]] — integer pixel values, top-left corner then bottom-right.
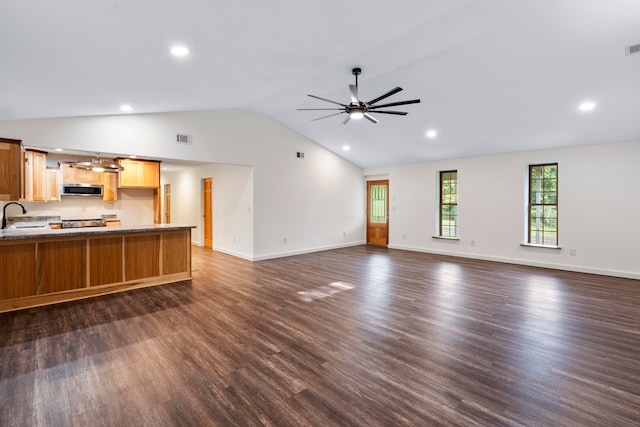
[[625, 43, 640, 56], [176, 133, 192, 145]]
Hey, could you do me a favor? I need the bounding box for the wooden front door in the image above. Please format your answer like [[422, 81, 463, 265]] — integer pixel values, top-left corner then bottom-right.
[[203, 178, 212, 248], [366, 180, 389, 246], [164, 184, 171, 224]]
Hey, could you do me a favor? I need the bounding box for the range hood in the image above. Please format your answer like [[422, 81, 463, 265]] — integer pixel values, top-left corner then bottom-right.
[[74, 155, 124, 173]]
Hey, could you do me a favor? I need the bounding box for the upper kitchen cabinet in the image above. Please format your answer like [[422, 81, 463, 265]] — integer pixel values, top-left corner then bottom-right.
[[117, 158, 160, 188], [102, 172, 118, 201], [46, 167, 61, 202], [23, 149, 48, 202], [60, 162, 102, 184], [0, 138, 22, 201]]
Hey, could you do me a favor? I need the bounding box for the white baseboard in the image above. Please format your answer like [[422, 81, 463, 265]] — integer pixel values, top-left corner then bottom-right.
[[212, 247, 254, 261], [388, 244, 640, 280], [252, 241, 366, 261]]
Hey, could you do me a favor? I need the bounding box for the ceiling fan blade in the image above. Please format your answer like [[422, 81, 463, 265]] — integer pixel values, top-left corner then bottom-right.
[[368, 99, 420, 109], [363, 113, 379, 124], [297, 108, 344, 111], [367, 110, 408, 116], [349, 85, 359, 103], [366, 87, 403, 105], [311, 112, 345, 121], [342, 115, 351, 125], [307, 94, 347, 107]]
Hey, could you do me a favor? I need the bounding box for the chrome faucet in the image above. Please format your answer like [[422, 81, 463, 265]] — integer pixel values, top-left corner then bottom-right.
[[1, 202, 27, 229]]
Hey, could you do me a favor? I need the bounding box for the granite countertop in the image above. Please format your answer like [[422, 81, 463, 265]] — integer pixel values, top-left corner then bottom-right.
[[0, 224, 196, 241]]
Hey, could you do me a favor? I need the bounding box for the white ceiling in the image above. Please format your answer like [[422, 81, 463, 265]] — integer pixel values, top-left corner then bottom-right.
[[2, 0, 639, 168]]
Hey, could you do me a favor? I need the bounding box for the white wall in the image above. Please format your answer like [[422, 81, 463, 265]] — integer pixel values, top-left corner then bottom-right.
[[161, 163, 254, 260], [364, 139, 640, 279], [252, 138, 365, 260], [5, 189, 154, 225], [0, 109, 365, 260]]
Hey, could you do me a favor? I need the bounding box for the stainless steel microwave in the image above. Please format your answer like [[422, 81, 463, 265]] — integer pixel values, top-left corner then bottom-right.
[[61, 183, 104, 196]]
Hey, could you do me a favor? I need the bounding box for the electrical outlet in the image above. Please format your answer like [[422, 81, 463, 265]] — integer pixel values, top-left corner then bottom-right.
[[570, 248, 576, 256], [342, 231, 346, 237], [402, 234, 406, 240], [283, 237, 287, 244], [470, 240, 475, 246]]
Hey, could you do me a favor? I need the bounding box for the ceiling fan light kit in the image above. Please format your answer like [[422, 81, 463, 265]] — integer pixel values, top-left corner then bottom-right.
[[298, 67, 420, 124]]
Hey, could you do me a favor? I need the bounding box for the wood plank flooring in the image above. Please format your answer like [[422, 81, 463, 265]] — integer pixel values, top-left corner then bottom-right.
[[1, 245, 639, 426]]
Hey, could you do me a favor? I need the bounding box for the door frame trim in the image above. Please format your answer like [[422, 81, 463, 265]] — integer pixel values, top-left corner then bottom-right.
[[366, 179, 389, 247]]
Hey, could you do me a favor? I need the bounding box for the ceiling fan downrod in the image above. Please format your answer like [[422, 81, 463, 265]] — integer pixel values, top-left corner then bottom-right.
[[352, 67, 361, 88]]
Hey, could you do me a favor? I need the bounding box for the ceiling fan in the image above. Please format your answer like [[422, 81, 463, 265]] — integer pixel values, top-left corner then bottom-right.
[[298, 67, 420, 124]]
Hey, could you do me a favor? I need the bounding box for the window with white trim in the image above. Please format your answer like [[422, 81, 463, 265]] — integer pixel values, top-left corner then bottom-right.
[[528, 163, 558, 246], [439, 170, 457, 238]]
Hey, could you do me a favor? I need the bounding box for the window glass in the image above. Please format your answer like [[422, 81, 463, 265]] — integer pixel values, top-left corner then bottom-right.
[[439, 170, 458, 237], [528, 163, 558, 246], [370, 185, 387, 223]]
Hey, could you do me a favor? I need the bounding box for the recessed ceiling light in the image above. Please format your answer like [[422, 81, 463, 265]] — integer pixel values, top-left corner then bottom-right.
[[170, 46, 189, 57], [129, 155, 137, 158], [342, 145, 351, 151], [579, 101, 596, 112], [162, 167, 168, 171], [54, 148, 64, 152], [120, 105, 133, 112], [426, 129, 437, 138]]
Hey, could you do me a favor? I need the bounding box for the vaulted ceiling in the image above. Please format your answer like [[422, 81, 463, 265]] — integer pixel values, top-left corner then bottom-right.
[[2, 0, 639, 168]]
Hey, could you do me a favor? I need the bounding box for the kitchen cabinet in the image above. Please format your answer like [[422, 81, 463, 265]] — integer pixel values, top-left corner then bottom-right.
[[46, 168, 61, 202], [102, 172, 118, 201], [0, 138, 22, 201], [23, 149, 47, 202], [0, 226, 193, 312], [60, 162, 118, 201], [117, 158, 160, 188], [60, 162, 102, 184]]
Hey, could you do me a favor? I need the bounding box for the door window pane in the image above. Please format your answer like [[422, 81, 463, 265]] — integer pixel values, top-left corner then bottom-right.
[[370, 185, 387, 223]]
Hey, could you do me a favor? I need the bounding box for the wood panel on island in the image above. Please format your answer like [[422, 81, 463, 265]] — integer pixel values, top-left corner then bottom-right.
[[0, 226, 193, 312]]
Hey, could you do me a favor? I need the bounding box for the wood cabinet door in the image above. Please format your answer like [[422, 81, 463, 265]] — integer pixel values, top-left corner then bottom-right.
[[23, 150, 49, 202], [117, 159, 160, 188], [141, 161, 160, 187], [60, 162, 75, 182], [46, 168, 61, 201], [0, 139, 22, 201], [102, 172, 118, 201], [32, 151, 47, 201]]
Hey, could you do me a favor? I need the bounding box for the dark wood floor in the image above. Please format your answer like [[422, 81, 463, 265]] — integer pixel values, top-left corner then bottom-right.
[[1, 245, 639, 426]]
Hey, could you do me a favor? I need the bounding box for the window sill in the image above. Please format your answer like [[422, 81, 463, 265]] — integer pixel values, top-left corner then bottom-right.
[[520, 243, 561, 250], [432, 236, 459, 241]]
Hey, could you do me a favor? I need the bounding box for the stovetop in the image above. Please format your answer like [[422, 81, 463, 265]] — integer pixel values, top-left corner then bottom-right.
[[61, 219, 106, 228]]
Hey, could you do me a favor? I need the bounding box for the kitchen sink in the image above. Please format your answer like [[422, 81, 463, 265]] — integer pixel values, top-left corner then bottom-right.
[[7, 223, 50, 230]]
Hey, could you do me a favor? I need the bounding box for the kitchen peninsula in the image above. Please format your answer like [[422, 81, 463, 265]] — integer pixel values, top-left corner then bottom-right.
[[0, 224, 194, 312]]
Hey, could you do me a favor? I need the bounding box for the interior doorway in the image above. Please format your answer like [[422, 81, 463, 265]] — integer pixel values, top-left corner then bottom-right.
[[366, 180, 389, 246], [164, 184, 171, 224], [203, 178, 213, 248]]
